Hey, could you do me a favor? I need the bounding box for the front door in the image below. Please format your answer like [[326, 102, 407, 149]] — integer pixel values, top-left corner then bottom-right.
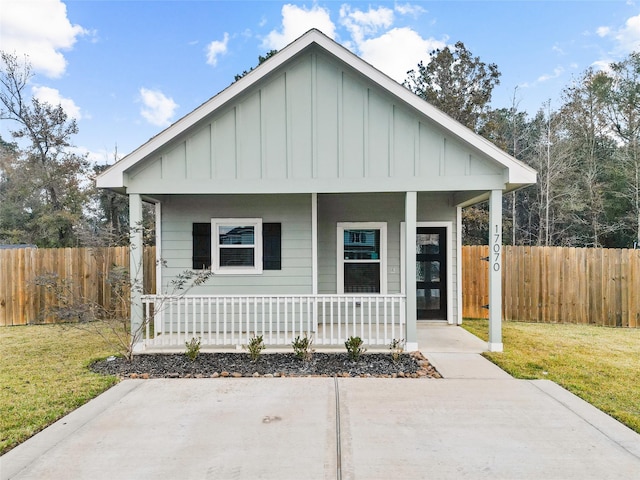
[[416, 227, 447, 319]]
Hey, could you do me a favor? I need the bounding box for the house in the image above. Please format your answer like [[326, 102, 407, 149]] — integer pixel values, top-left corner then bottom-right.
[[97, 29, 536, 352]]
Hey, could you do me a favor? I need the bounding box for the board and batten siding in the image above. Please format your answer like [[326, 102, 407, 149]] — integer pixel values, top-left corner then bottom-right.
[[317, 192, 458, 321], [159, 194, 312, 295], [124, 48, 505, 195]]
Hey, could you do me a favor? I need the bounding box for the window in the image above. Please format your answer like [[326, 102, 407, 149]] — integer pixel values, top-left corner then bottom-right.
[[192, 220, 282, 270], [337, 222, 387, 294], [212, 219, 262, 274]]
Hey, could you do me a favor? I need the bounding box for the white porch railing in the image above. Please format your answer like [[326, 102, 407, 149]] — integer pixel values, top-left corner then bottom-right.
[[141, 294, 406, 348]]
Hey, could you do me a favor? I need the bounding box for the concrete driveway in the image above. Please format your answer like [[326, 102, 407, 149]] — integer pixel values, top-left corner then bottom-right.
[[2, 326, 640, 479]]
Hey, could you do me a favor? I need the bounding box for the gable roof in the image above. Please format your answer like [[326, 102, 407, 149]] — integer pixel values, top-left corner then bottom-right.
[[97, 29, 536, 193]]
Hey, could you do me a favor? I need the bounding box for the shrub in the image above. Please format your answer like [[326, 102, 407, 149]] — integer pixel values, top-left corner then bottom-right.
[[389, 338, 405, 363], [245, 334, 265, 361], [185, 337, 201, 362], [345, 336, 366, 361], [292, 333, 315, 361]]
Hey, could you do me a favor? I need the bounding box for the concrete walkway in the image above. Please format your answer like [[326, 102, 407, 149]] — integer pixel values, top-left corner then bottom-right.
[[2, 325, 640, 479]]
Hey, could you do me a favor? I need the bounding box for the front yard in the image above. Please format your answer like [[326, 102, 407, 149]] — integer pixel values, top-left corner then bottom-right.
[[463, 319, 640, 434], [0, 324, 118, 455], [2, 320, 639, 455]]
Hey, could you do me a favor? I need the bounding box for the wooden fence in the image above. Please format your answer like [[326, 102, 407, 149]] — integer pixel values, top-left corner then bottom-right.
[[0, 247, 156, 326], [1, 245, 639, 327], [463, 245, 640, 327]]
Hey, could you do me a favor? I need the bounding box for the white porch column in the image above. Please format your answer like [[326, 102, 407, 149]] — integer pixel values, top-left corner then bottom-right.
[[129, 193, 145, 349], [488, 189, 504, 352], [311, 193, 318, 295], [405, 191, 418, 351]]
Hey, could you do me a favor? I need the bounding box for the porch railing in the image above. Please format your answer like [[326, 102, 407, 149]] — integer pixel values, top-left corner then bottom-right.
[[140, 294, 406, 348]]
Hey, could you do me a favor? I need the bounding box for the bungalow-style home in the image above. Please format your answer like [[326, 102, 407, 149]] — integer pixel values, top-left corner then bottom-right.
[[97, 29, 536, 352]]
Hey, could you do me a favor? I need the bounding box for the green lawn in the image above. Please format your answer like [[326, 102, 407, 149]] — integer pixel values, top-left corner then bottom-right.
[[462, 319, 640, 434], [2, 321, 639, 456], [0, 324, 119, 455]]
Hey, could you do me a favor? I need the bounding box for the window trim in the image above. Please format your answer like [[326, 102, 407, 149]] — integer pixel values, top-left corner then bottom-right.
[[337, 222, 387, 294], [211, 218, 263, 275]]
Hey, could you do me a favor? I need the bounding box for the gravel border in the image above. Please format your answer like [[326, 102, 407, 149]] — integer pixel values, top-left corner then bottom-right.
[[91, 351, 442, 379]]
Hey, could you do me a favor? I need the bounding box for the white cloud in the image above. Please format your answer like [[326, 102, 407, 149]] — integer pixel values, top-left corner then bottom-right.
[[262, 4, 336, 50], [613, 14, 640, 51], [139, 88, 178, 127], [261, 2, 437, 85], [395, 3, 427, 17], [340, 5, 394, 45], [597, 14, 640, 53], [591, 59, 614, 73], [537, 66, 564, 83], [357, 28, 445, 83], [206, 33, 229, 67], [0, 0, 87, 78], [32, 85, 83, 120]]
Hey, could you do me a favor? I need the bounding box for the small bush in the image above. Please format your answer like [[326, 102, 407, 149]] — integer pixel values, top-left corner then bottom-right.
[[245, 334, 265, 361], [345, 336, 366, 361], [185, 337, 201, 362], [389, 338, 405, 363], [292, 333, 315, 361]]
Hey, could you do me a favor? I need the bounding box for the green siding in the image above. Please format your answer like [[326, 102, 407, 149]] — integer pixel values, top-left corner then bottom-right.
[[124, 47, 505, 194], [160, 194, 312, 296]]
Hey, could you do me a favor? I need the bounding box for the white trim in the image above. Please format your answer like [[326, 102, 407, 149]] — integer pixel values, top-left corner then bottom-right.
[[488, 190, 503, 346], [337, 222, 387, 294], [401, 221, 453, 323], [155, 201, 162, 293], [488, 342, 504, 352], [456, 207, 463, 325], [211, 218, 263, 275], [311, 193, 318, 295], [400, 224, 406, 295]]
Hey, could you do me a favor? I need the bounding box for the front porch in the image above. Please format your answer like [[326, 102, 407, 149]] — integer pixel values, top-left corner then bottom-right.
[[140, 293, 406, 350]]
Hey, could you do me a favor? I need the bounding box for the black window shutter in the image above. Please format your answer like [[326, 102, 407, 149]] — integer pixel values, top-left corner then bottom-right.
[[192, 223, 211, 270], [263, 223, 281, 270]]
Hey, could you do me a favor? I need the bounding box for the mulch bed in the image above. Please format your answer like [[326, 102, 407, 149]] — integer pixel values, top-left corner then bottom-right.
[[91, 351, 442, 379]]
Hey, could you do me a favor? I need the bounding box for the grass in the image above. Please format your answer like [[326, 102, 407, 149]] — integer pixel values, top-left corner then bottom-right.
[[462, 319, 640, 434], [0, 324, 119, 455]]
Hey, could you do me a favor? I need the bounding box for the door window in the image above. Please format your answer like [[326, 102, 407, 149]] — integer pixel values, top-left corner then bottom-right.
[[337, 223, 387, 294]]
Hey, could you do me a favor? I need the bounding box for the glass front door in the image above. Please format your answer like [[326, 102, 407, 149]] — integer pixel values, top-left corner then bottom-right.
[[416, 227, 447, 320]]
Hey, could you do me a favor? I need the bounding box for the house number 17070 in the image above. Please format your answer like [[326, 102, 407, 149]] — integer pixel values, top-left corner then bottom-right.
[[492, 225, 501, 272]]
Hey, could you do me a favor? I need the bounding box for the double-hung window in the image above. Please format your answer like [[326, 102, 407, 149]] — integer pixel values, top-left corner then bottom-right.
[[337, 222, 387, 294], [212, 218, 262, 274]]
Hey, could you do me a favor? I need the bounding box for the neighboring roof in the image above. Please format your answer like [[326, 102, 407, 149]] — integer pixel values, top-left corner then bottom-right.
[[97, 29, 536, 192]]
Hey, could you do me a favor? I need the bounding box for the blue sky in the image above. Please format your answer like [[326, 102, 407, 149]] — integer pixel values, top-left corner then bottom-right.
[[2, 0, 640, 164]]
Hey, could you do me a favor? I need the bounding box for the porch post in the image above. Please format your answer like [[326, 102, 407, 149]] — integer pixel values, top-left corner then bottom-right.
[[488, 189, 504, 352], [129, 193, 145, 350], [311, 193, 318, 295], [405, 191, 418, 351]]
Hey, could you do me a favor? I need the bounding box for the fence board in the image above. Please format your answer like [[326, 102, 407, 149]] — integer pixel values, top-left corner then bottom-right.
[[0, 246, 156, 326], [462, 245, 640, 327], [2, 245, 639, 327]]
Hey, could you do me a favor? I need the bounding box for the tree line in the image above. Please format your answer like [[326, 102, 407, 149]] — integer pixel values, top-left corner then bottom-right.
[[1, 45, 639, 249]]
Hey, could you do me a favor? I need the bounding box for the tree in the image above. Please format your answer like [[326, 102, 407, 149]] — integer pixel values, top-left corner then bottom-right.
[[234, 50, 278, 81], [405, 41, 501, 132], [405, 42, 502, 245], [481, 88, 540, 245], [594, 53, 640, 247], [0, 52, 90, 247], [558, 69, 619, 247]]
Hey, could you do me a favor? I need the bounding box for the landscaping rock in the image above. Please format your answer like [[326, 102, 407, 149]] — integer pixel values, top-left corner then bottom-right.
[[91, 352, 441, 379]]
